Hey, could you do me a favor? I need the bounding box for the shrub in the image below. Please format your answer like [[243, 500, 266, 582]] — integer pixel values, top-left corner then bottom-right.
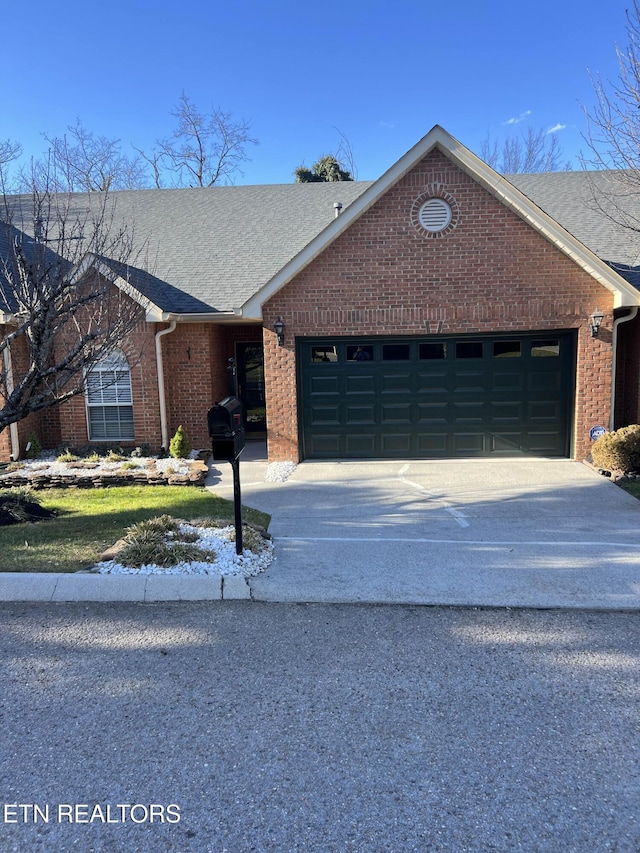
[[56, 449, 79, 463], [24, 432, 42, 459], [591, 424, 640, 472], [169, 426, 191, 459]]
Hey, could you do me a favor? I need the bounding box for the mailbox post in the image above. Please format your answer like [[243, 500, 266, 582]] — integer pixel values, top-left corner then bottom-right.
[[207, 396, 246, 555]]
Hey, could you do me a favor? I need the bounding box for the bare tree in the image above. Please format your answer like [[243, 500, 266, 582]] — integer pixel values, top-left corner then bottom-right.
[[141, 93, 257, 187], [480, 127, 571, 173], [0, 140, 23, 192], [0, 168, 146, 434], [34, 121, 148, 192], [581, 0, 640, 232]]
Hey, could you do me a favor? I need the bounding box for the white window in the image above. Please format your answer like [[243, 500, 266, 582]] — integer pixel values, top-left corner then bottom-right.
[[86, 350, 134, 441]]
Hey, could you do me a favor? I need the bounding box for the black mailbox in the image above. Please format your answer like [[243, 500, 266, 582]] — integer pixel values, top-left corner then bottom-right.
[[207, 396, 245, 461]]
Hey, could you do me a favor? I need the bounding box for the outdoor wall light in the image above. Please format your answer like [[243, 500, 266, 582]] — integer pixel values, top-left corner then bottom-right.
[[589, 308, 604, 338], [274, 317, 285, 346]]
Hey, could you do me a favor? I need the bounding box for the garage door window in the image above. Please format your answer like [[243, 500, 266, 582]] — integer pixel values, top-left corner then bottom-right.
[[347, 345, 374, 362], [493, 341, 521, 358], [419, 342, 447, 359], [531, 339, 560, 357], [456, 341, 484, 359], [382, 344, 410, 361], [311, 346, 338, 362]]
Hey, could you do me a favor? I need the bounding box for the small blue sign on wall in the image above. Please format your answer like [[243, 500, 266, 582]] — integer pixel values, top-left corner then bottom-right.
[[590, 425, 607, 441]]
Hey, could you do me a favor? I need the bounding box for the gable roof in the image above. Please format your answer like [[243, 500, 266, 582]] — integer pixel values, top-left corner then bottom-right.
[[243, 125, 640, 316], [3, 126, 640, 322]]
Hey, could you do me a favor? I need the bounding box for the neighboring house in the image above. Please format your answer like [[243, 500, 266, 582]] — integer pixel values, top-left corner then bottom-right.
[[2, 125, 640, 463]]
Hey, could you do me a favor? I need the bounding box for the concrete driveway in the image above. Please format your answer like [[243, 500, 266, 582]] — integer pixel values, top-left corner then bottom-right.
[[209, 445, 640, 609]]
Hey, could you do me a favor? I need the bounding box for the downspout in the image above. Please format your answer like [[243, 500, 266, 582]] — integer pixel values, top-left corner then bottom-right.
[[155, 320, 177, 452], [610, 306, 638, 431], [3, 341, 20, 461]]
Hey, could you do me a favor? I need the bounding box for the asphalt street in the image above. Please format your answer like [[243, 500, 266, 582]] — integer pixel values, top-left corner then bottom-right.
[[0, 602, 638, 853]]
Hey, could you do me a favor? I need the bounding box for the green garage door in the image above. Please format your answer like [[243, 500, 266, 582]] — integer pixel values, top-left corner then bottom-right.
[[299, 333, 576, 459]]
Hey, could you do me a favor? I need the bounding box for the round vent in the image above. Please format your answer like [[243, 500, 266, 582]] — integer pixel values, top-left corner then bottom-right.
[[418, 198, 452, 232]]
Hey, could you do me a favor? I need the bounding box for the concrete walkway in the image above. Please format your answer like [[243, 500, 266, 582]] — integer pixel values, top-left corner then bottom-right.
[[1, 441, 639, 608]]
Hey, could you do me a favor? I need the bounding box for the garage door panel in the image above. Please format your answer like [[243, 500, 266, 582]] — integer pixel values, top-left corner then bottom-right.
[[381, 373, 412, 393], [418, 403, 448, 424], [309, 405, 341, 425], [310, 375, 340, 395], [491, 432, 526, 453], [417, 371, 450, 392], [417, 433, 449, 453], [490, 401, 523, 421], [454, 372, 486, 391], [453, 401, 486, 421], [381, 433, 412, 454], [300, 333, 575, 459], [452, 432, 486, 454], [529, 400, 563, 420], [529, 371, 562, 391], [346, 373, 376, 394], [382, 403, 412, 424], [345, 433, 377, 455], [491, 371, 523, 391], [346, 405, 376, 425], [308, 434, 342, 455]]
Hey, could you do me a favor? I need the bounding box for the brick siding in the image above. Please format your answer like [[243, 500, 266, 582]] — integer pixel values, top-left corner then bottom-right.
[[263, 148, 616, 461]]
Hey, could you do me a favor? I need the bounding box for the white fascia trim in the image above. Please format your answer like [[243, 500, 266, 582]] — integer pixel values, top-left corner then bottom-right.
[[448, 141, 640, 309], [241, 125, 640, 315], [145, 311, 249, 324]]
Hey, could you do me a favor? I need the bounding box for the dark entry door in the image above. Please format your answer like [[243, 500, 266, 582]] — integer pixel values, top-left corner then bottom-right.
[[236, 342, 266, 434]]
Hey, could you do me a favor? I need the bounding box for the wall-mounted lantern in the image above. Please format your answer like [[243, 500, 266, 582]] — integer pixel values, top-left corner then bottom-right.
[[274, 317, 285, 346], [589, 308, 604, 338]]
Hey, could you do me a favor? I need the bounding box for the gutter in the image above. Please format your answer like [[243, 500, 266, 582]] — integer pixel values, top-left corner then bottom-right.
[[2, 341, 20, 460], [155, 320, 177, 451], [611, 307, 639, 430]]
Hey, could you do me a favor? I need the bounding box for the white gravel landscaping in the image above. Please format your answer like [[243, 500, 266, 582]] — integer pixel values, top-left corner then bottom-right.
[[95, 521, 274, 577]]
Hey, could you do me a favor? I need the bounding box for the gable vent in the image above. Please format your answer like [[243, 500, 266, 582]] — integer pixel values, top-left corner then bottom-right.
[[418, 198, 452, 232]]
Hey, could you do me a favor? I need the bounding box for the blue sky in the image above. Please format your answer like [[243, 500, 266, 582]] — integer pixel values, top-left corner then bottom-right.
[[1, 0, 632, 184]]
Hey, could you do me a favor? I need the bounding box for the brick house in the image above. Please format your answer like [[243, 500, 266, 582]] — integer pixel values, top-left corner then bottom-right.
[[2, 125, 640, 463]]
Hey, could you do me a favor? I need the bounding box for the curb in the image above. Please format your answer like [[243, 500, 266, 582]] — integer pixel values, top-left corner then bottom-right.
[[0, 572, 253, 602]]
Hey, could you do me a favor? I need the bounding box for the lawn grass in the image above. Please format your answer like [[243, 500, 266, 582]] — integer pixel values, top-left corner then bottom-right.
[[0, 486, 270, 573], [616, 479, 640, 500]]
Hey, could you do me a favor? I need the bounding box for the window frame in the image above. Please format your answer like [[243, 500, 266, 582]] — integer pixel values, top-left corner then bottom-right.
[[85, 350, 134, 442]]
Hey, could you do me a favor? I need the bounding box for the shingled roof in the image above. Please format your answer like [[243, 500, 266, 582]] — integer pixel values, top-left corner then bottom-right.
[[3, 142, 640, 320]]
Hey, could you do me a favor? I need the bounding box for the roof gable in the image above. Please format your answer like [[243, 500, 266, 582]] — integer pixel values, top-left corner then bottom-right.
[[242, 126, 640, 316]]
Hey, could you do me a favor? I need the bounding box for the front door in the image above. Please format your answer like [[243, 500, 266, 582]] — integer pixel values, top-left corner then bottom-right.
[[236, 342, 266, 434]]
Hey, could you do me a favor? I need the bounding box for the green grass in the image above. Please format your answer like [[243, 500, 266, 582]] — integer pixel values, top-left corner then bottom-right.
[[616, 479, 640, 500], [0, 486, 270, 573]]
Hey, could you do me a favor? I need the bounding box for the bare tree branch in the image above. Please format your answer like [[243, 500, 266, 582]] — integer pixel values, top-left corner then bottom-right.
[[0, 165, 147, 434], [581, 1, 640, 234], [480, 126, 571, 173], [145, 93, 258, 187], [32, 121, 148, 192]]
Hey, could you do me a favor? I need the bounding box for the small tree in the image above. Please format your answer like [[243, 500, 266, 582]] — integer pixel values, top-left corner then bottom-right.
[[0, 165, 145, 437], [169, 425, 191, 459], [140, 93, 257, 188], [295, 154, 353, 183]]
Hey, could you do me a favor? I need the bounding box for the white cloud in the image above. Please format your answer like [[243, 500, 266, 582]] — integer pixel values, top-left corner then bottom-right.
[[547, 123, 567, 134], [504, 110, 532, 125]]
